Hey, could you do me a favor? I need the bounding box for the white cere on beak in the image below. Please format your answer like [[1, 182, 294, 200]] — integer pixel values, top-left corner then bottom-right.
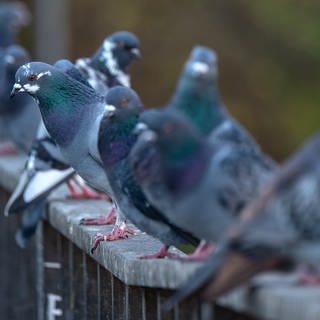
[[135, 122, 148, 132], [13, 83, 22, 91], [130, 48, 140, 56], [4, 55, 15, 64], [104, 104, 116, 117], [104, 104, 116, 112], [23, 83, 40, 93], [191, 61, 210, 74], [142, 130, 157, 142], [37, 70, 52, 80]]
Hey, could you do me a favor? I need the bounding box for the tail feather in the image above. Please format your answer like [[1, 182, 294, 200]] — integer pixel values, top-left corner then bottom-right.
[[15, 199, 46, 248]]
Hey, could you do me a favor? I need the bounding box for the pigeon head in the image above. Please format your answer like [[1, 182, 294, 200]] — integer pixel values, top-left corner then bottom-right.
[[11, 61, 97, 105], [2, 45, 30, 73], [98, 86, 143, 166], [0, 2, 31, 47], [105, 86, 143, 116], [11, 62, 56, 97], [92, 31, 140, 74], [169, 46, 224, 136], [134, 110, 209, 194], [137, 110, 204, 161], [183, 46, 217, 84]]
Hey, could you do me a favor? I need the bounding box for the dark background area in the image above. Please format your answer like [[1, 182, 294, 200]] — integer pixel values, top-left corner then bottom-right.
[[7, 0, 320, 160]]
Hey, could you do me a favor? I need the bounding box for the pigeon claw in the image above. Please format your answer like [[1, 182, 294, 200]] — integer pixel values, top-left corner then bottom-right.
[[0, 142, 17, 156], [139, 245, 180, 259], [80, 207, 116, 225], [67, 180, 110, 200], [176, 242, 215, 261], [90, 223, 136, 254]]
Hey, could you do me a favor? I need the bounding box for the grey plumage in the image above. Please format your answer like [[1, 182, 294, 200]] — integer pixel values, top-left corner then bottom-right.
[[132, 107, 276, 244], [12, 61, 118, 219], [163, 131, 320, 308], [98, 86, 199, 249]]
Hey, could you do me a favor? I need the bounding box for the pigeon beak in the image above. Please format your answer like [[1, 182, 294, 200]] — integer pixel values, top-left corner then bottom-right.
[[133, 122, 148, 135], [104, 104, 116, 117], [4, 55, 15, 65], [131, 48, 141, 60], [10, 83, 24, 98]]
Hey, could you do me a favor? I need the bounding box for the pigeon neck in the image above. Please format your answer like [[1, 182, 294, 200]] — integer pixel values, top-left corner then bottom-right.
[[90, 47, 130, 87], [99, 112, 140, 168], [170, 79, 225, 135], [36, 74, 100, 147]]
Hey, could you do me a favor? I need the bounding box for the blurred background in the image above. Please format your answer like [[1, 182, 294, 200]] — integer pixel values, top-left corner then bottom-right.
[[6, 0, 320, 160]]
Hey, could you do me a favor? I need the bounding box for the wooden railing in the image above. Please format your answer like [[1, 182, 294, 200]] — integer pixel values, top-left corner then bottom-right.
[[1, 153, 320, 320]]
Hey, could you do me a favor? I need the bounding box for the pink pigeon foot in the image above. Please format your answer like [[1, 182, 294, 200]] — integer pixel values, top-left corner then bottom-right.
[[0, 141, 17, 155], [67, 180, 109, 200], [139, 245, 180, 260], [177, 242, 215, 261], [80, 207, 116, 225], [90, 222, 136, 253], [297, 270, 320, 285]]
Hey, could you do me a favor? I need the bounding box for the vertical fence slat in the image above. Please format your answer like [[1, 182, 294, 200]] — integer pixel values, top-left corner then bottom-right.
[[86, 255, 99, 319], [100, 265, 113, 320]]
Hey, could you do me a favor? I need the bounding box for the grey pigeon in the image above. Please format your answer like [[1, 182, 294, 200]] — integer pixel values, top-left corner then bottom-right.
[[168, 46, 225, 135], [0, 45, 40, 153], [76, 31, 140, 95], [131, 108, 276, 245], [5, 59, 105, 246], [93, 86, 199, 254], [11, 61, 133, 245], [0, 2, 31, 48], [163, 131, 320, 308]]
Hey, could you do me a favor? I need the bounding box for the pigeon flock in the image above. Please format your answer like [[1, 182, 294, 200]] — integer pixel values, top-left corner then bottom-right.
[[2, 1, 320, 311]]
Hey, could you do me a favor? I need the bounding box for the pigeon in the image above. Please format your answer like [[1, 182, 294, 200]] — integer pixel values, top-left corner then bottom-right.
[[163, 131, 320, 309], [92, 86, 199, 254], [11, 61, 134, 246], [131, 108, 276, 248], [0, 2, 31, 48], [75, 31, 141, 226], [5, 59, 105, 246], [168, 46, 226, 135], [75, 31, 140, 95], [0, 45, 40, 154]]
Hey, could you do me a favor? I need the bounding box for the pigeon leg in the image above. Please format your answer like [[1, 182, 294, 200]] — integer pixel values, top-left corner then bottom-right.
[[90, 217, 136, 254], [177, 241, 215, 261], [0, 141, 17, 155], [80, 205, 116, 225], [67, 177, 110, 200], [139, 245, 180, 259]]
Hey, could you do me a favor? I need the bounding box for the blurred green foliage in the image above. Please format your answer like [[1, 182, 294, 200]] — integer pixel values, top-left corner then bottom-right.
[[15, 0, 320, 160]]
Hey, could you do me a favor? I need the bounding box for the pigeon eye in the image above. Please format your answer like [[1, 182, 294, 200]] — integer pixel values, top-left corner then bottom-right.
[[117, 41, 125, 48], [162, 123, 174, 134], [120, 98, 129, 106], [28, 74, 37, 81]]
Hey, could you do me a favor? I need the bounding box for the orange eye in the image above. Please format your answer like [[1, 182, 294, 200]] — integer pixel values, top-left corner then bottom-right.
[[120, 98, 129, 106], [28, 74, 37, 81], [162, 122, 174, 134]]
